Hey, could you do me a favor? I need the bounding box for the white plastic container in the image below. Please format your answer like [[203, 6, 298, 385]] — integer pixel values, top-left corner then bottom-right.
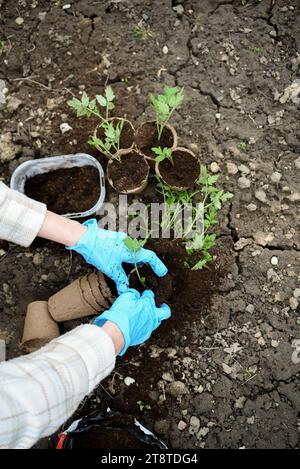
[[10, 153, 106, 219]]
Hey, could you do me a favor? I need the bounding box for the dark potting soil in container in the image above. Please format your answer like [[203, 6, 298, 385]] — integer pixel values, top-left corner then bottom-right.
[[25, 166, 100, 214], [135, 122, 174, 159], [159, 150, 200, 189], [96, 119, 134, 150], [108, 152, 149, 192]]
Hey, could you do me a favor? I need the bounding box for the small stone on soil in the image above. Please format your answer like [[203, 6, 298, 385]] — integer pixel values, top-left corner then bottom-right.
[[33, 253, 43, 266], [166, 381, 188, 396], [210, 162, 220, 173], [226, 162, 238, 175], [246, 203, 257, 212], [255, 189, 267, 203], [238, 164, 250, 174], [15, 17, 24, 25], [289, 297, 299, 311], [238, 177, 250, 189], [60, 122, 72, 134], [162, 45, 169, 55], [293, 288, 300, 299], [271, 171, 282, 183], [270, 256, 278, 266], [124, 376, 135, 386], [178, 420, 187, 431]]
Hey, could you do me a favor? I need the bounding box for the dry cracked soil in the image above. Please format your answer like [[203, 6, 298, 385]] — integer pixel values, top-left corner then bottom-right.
[[0, 0, 300, 449]]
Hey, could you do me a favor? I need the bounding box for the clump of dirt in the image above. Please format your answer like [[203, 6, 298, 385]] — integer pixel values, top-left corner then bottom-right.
[[135, 121, 175, 159], [96, 119, 134, 151], [107, 151, 149, 192], [25, 166, 100, 214], [158, 150, 200, 189]]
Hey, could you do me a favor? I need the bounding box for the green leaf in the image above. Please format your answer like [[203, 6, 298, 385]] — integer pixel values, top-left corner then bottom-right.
[[81, 92, 89, 107], [96, 94, 107, 107], [105, 86, 115, 102]]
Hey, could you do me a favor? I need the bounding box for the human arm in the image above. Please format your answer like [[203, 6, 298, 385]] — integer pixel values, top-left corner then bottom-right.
[[0, 290, 170, 449], [0, 183, 167, 292]]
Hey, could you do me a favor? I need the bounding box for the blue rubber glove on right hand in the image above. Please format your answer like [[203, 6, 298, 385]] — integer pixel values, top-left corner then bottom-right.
[[94, 288, 171, 356]]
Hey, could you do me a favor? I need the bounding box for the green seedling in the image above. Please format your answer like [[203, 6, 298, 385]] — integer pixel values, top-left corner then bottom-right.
[[124, 236, 148, 288], [88, 120, 124, 161], [238, 141, 247, 152], [185, 165, 233, 270], [0, 39, 5, 50], [152, 146, 173, 164], [68, 86, 124, 160], [132, 26, 146, 40], [150, 86, 184, 140], [137, 400, 151, 412]]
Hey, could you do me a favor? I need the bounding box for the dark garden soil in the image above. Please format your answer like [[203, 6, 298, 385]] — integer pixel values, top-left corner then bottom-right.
[[1, 0, 300, 451], [135, 121, 175, 159], [96, 119, 134, 152], [25, 166, 100, 214], [158, 150, 200, 189], [107, 151, 149, 192]]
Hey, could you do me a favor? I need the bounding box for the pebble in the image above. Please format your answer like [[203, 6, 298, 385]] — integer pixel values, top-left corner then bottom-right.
[[271, 340, 279, 348], [162, 45, 169, 55], [271, 171, 282, 183], [247, 416, 255, 425], [62, 3, 71, 9], [38, 12, 47, 21], [255, 189, 267, 203], [269, 30, 277, 38], [226, 162, 238, 175], [0, 79, 7, 108], [238, 177, 250, 189], [289, 297, 299, 311], [228, 146, 241, 158], [294, 156, 300, 169], [253, 231, 274, 246], [178, 420, 187, 431], [270, 256, 278, 266], [238, 164, 250, 174], [15, 17, 24, 25], [210, 162, 220, 173], [166, 381, 188, 397], [222, 363, 232, 375], [173, 4, 184, 16], [0, 132, 22, 162], [246, 304, 255, 314], [246, 203, 257, 212], [189, 416, 200, 434], [293, 288, 300, 299], [235, 396, 246, 409], [162, 371, 174, 382], [60, 122, 72, 134], [33, 253, 43, 266], [234, 238, 251, 250], [257, 336, 266, 346], [124, 376, 135, 386], [6, 96, 22, 113]]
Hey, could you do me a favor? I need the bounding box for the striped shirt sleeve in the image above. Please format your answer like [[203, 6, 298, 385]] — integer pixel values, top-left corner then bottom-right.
[[0, 182, 47, 247], [0, 324, 116, 449]]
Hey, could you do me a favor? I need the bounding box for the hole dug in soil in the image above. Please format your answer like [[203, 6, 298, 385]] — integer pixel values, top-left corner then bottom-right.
[[25, 166, 100, 214]]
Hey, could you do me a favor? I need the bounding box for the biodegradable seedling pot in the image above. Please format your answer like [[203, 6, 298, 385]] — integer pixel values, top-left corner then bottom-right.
[[48, 273, 115, 322], [21, 301, 60, 353], [106, 149, 150, 194], [88, 272, 114, 309], [48, 278, 97, 322], [135, 121, 177, 164], [155, 147, 200, 191], [94, 118, 135, 157]]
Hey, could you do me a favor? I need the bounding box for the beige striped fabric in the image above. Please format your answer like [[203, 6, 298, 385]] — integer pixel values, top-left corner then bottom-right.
[[0, 182, 47, 247], [0, 325, 115, 448]]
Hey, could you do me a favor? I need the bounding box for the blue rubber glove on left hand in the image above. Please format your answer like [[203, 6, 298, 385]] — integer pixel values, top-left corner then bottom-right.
[[94, 288, 171, 355], [67, 219, 168, 294]]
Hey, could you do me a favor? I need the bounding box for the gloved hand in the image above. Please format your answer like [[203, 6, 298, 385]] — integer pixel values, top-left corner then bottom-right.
[[67, 219, 167, 294], [94, 288, 171, 355]]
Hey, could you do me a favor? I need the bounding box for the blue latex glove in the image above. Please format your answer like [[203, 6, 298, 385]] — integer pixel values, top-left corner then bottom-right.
[[67, 219, 168, 294], [93, 288, 171, 355]]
